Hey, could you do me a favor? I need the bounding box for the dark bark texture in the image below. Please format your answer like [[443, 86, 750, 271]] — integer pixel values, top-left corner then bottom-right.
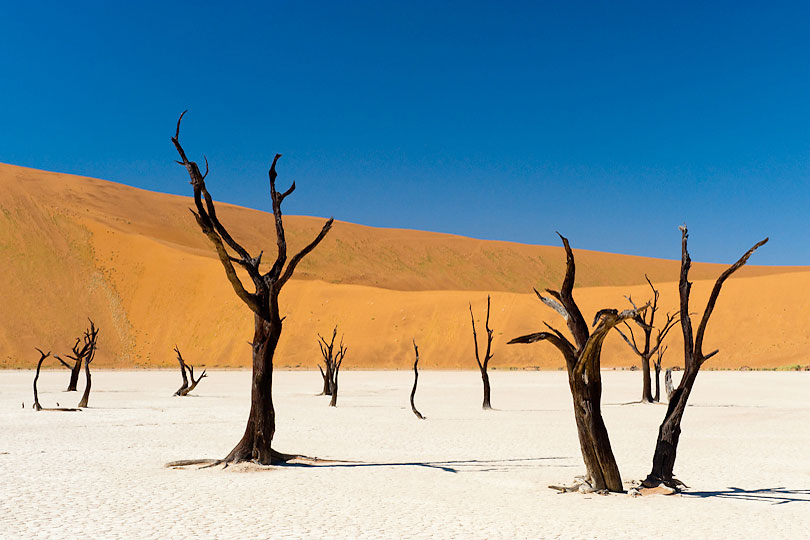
[[172, 112, 333, 464], [509, 234, 647, 493], [643, 227, 767, 488], [469, 296, 494, 409], [410, 340, 425, 420]]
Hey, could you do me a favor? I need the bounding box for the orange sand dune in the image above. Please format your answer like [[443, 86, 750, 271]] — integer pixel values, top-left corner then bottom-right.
[[0, 162, 805, 370]]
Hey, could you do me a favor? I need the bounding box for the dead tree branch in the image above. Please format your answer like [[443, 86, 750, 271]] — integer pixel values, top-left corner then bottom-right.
[[410, 339, 425, 420], [643, 226, 767, 489], [469, 296, 494, 409]]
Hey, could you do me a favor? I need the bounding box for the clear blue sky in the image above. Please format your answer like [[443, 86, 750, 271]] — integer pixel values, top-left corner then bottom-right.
[[1, 1, 808, 265]]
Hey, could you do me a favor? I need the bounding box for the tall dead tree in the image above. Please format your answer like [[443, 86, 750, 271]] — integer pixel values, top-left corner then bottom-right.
[[77, 322, 99, 408], [469, 296, 494, 410], [32, 348, 51, 411], [615, 277, 678, 403], [316, 327, 346, 406], [54, 337, 84, 392], [410, 339, 425, 420], [509, 234, 647, 493], [173, 346, 207, 396], [172, 112, 333, 464], [642, 227, 767, 489]]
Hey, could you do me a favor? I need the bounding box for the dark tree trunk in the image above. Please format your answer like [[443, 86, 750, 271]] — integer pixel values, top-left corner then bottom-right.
[[566, 333, 623, 491], [640, 354, 653, 403], [643, 227, 766, 488], [469, 296, 494, 410], [32, 349, 49, 411], [173, 113, 333, 465], [329, 377, 338, 407], [224, 316, 280, 464], [410, 340, 425, 420], [67, 360, 81, 392], [509, 234, 646, 493], [480, 370, 492, 410], [77, 355, 92, 408]]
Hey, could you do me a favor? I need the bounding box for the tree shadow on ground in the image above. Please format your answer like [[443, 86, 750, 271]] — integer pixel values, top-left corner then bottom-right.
[[285, 456, 573, 473], [683, 487, 810, 505]]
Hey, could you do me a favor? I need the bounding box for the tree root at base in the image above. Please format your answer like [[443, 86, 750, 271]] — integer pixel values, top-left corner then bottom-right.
[[165, 450, 355, 470], [548, 476, 611, 495]]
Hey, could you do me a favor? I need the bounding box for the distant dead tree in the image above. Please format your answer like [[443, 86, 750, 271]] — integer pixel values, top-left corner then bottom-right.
[[76, 322, 99, 408], [653, 345, 667, 402], [173, 346, 207, 396], [509, 234, 647, 493], [32, 348, 50, 411], [32, 348, 81, 412], [642, 226, 767, 489], [469, 296, 494, 410], [615, 277, 679, 403], [172, 112, 333, 465], [317, 327, 346, 406], [410, 339, 425, 420]]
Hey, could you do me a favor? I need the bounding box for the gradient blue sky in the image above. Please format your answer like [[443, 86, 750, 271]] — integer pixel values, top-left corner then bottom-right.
[[1, 1, 808, 264]]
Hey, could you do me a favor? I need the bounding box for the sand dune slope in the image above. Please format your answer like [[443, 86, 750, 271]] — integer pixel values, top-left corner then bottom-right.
[[0, 162, 806, 369]]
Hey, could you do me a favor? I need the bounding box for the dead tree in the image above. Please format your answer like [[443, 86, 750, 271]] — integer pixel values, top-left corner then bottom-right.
[[469, 296, 494, 409], [77, 322, 99, 408], [172, 112, 333, 465], [32, 348, 81, 412], [32, 348, 50, 411], [509, 234, 647, 493], [329, 341, 345, 407], [316, 327, 337, 396], [410, 339, 425, 419], [54, 338, 83, 392], [642, 226, 767, 489], [615, 277, 678, 403], [173, 346, 207, 396]]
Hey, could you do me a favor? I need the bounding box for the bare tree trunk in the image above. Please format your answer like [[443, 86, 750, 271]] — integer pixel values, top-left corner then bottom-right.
[[77, 354, 92, 408], [510, 234, 647, 493], [664, 369, 674, 401], [643, 227, 766, 488], [32, 349, 50, 411], [67, 360, 81, 392], [470, 296, 494, 410], [410, 340, 425, 420], [173, 113, 333, 465], [174, 346, 206, 396], [224, 317, 280, 464], [640, 356, 653, 403], [653, 355, 662, 403]]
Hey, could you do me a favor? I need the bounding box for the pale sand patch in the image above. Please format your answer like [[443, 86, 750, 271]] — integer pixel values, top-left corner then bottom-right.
[[2, 370, 808, 539]]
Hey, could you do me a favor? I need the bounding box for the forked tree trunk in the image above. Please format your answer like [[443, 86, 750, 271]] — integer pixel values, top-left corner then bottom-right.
[[653, 358, 662, 403], [509, 234, 647, 493], [319, 364, 332, 396], [566, 335, 623, 491], [643, 227, 766, 488], [224, 317, 280, 464], [469, 296, 494, 410], [173, 112, 333, 465]]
